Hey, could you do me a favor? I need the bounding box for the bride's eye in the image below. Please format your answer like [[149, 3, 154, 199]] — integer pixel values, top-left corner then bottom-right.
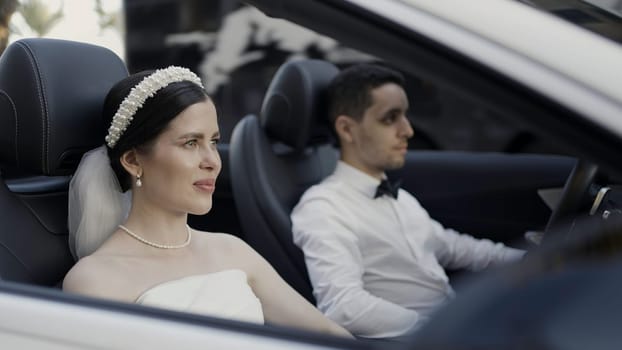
[[210, 138, 220, 145], [184, 139, 198, 148]]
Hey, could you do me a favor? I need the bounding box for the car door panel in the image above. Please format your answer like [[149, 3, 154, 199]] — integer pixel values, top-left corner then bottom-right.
[[390, 151, 575, 245]]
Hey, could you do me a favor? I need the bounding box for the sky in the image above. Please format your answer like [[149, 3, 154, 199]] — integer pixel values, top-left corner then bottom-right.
[[9, 0, 125, 60]]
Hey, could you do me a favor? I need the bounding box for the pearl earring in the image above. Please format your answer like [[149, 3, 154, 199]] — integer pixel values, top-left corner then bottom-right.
[[136, 174, 142, 187]]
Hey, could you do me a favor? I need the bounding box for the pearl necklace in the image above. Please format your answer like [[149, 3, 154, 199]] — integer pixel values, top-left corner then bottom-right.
[[118, 224, 192, 249]]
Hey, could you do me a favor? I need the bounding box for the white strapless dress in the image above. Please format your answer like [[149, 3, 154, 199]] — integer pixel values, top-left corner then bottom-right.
[[135, 269, 264, 324]]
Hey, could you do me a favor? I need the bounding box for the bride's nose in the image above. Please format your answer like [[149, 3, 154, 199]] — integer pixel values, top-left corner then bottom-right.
[[199, 146, 221, 170]]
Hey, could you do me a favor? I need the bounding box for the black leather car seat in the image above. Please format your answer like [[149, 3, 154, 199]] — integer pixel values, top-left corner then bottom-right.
[[0, 38, 128, 286], [229, 59, 339, 303]]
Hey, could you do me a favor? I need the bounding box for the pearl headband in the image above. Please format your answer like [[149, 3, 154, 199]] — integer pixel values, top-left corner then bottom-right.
[[105, 66, 205, 148]]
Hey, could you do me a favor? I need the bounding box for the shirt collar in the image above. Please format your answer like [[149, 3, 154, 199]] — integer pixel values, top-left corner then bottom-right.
[[333, 161, 386, 199]]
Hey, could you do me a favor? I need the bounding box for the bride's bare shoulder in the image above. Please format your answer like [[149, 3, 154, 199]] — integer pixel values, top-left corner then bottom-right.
[[194, 231, 255, 255], [62, 254, 133, 301]]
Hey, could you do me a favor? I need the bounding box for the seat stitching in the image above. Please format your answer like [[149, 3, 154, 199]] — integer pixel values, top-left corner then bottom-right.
[[17, 41, 48, 174], [0, 240, 35, 281], [0, 90, 18, 165]]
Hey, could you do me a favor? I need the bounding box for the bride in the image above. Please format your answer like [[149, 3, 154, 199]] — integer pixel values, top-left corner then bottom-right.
[[63, 66, 351, 338]]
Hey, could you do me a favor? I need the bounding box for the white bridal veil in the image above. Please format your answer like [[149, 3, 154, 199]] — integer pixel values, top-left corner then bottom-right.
[[68, 146, 131, 259]]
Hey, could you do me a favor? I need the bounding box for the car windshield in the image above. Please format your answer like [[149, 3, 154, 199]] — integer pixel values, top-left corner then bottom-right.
[[520, 0, 622, 45], [399, 0, 622, 45]]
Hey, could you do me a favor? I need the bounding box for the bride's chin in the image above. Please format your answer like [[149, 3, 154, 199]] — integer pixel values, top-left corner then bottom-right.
[[189, 203, 213, 216]]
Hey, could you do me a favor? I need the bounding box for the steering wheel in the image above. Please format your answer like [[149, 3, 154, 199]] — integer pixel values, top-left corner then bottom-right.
[[545, 160, 599, 235]]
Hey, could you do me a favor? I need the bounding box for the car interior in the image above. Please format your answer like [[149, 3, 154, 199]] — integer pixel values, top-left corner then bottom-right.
[[2, 36, 621, 348], [230, 57, 578, 301], [0, 37, 579, 292]]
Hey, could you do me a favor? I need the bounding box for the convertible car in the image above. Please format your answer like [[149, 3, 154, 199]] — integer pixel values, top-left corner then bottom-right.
[[1, 0, 621, 349]]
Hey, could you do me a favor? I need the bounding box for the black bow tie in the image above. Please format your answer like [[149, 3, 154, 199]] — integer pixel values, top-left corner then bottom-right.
[[374, 178, 401, 199]]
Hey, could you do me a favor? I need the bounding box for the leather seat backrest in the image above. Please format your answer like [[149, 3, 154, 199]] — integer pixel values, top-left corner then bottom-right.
[[230, 59, 339, 302], [0, 38, 128, 285]]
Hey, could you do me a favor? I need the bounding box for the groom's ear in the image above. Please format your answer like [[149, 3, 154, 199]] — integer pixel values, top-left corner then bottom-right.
[[335, 114, 357, 144], [120, 148, 141, 176]]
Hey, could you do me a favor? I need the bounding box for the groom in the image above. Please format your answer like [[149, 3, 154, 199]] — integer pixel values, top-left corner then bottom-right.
[[291, 63, 524, 339]]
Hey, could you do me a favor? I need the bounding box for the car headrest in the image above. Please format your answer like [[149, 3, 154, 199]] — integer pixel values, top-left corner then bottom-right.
[[0, 38, 128, 176], [260, 59, 339, 152]]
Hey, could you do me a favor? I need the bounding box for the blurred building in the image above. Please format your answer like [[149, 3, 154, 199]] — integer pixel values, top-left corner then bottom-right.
[[124, 0, 569, 153]]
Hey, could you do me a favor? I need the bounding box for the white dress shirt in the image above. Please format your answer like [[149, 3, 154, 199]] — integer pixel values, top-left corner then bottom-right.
[[291, 161, 524, 339]]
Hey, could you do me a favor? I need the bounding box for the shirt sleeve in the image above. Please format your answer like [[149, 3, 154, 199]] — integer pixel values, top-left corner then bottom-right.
[[428, 219, 525, 271], [291, 194, 423, 338]]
